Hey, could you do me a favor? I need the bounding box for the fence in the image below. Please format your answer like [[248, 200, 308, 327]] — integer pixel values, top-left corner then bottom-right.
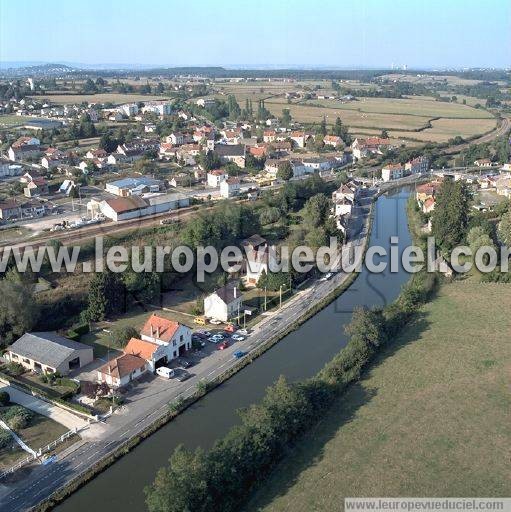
[[0, 427, 80, 480]]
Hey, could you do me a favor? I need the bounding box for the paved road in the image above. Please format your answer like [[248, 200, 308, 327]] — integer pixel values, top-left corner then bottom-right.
[[0, 191, 373, 512]]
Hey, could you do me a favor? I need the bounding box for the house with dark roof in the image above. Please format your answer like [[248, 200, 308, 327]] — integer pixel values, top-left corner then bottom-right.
[[212, 144, 246, 168], [6, 332, 93, 375], [204, 281, 243, 322]]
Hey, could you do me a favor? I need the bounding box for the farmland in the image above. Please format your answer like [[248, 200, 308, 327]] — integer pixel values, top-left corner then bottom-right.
[[244, 279, 511, 512], [212, 80, 498, 144]]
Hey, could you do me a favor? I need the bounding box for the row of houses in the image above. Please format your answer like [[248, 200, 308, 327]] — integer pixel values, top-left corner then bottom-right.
[[331, 181, 360, 236], [381, 156, 430, 182]]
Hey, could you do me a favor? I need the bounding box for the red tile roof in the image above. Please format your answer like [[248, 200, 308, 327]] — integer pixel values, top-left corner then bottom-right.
[[140, 314, 180, 343], [124, 337, 159, 361], [97, 353, 146, 379]]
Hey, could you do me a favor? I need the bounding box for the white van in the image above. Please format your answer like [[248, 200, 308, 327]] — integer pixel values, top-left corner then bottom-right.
[[156, 367, 175, 379]]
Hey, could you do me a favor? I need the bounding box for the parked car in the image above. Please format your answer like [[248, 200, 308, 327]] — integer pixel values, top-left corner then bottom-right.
[[175, 370, 191, 382], [231, 334, 245, 342], [237, 329, 249, 336], [178, 359, 194, 369], [194, 316, 207, 325], [217, 341, 229, 350], [156, 367, 175, 379], [224, 324, 237, 333], [209, 318, 222, 325], [233, 350, 246, 359], [208, 336, 221, 343]]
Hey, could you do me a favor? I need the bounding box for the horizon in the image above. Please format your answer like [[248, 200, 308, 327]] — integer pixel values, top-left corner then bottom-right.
[[1, 0, 510, 69]]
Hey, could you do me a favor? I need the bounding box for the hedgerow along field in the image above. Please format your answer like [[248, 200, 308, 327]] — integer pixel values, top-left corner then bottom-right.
[[244, 279, 511, 512]]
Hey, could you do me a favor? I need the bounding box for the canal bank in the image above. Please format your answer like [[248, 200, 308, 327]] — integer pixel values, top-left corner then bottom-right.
[[44, 188, 413, 512]]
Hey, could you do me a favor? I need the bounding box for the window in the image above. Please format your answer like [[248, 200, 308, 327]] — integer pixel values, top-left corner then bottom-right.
[[180, 335, 183, 343], [173, 339, 177, 346], [10, 354, 17, 360]]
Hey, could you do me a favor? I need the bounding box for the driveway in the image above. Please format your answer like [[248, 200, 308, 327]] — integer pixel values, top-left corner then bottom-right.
[[0, 384, 88, 432]]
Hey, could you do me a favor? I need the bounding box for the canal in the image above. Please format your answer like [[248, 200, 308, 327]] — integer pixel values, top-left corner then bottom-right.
[[55, 188, 413, 512]]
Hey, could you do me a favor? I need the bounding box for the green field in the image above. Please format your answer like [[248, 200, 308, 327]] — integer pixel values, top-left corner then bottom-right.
[[245, 279, 511, 512]]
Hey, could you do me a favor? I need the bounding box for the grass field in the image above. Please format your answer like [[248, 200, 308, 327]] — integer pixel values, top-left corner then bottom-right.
[[0, 114, 34, 129], [0, 405, 69, 470], [245, 279, 511, 512], [27, 93, 168, 105]]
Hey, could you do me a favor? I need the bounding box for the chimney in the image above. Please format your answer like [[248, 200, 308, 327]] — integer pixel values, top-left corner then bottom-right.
[[150, 324, 154, 337], [156, 326, 160, 338]]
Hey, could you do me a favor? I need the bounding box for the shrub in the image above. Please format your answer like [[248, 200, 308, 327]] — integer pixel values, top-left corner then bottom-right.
[[2, 406, 34, 430], [0, 391, 10, 406], [0, 429, 12, 449], [110, 325, 138, 348], [5, 362, 24, 376]]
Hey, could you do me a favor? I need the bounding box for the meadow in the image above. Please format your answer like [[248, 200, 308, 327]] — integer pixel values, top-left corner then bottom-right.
[[244, 279, 511, 511]]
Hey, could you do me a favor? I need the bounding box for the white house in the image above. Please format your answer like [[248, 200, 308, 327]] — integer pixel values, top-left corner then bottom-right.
[[207, 169, 228, 187], [119, 103, 138, 117], [242, 235, 269, 285], [139, 314, 192, 362], [382, 164, 404, 182], [220, 177, 241, 198], [204, 282, 243, 322], [97, 353, 148, 388]]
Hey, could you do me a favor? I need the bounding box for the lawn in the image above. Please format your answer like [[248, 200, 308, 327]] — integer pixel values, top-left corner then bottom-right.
[[0, 404, 69, 470], [244, 279, 511, 512]]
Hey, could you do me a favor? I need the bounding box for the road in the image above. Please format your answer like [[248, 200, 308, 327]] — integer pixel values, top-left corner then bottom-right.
[[0, 192, 373, 512]]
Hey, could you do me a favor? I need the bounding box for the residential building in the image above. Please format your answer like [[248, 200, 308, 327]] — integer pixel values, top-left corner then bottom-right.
[[220, 177, 241, 198], [8, 136, 41, 161], [323, 135, 343, 147], [140, 314, 192, 361], [141, 101, 173, 116], [119, 103, 139, 117], [204, 282, 243, 322], [242, 235, 269, 285], [381, 163, 404, 182], [0, 199, 22, 220], [0, 162, 23, 178], [405, 156, 429, 175], [6, 332, 93, 375], [207, 169, 228, 187], [213, 144, 246, 168], [24, 176, 49, 197], [97, 353, 148, 389]]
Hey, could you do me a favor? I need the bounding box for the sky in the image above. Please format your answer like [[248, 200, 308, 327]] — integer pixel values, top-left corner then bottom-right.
[[1, 0, 509, 69]]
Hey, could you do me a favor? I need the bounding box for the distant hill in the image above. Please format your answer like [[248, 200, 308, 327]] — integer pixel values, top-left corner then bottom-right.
[[0, 62, 76, 77]]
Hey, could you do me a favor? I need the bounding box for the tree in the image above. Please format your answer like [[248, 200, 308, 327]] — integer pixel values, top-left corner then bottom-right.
[[110, 325, 138, 348], [380, 129, 389, 139], [84, 270, 125, 322], [0, 280, 40, 345], [277, 160, 293, 181], [259, 207, 281, 225], [431, 180, 471, 254], [123, 270, 161, 305], [0, 391, 10, 406], [227, 94, 241, 121], [145, 446, 209, 512], [302, 193, 330, 229], [498, 207, 511, 246], [280, 108, 292, 127]]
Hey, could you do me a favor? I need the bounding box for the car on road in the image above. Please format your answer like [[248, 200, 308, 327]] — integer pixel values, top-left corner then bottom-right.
[[175, 369, 191, 382], [217, 341, 229, 350], [233, 350, 246, 359], [237, 329, 249, 336], [209, 318, 222, 325], [325, 272, 333, 280], [178, 359, 194, 369], [156, 367, 175, 379], [231, 334, 245, 342]]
